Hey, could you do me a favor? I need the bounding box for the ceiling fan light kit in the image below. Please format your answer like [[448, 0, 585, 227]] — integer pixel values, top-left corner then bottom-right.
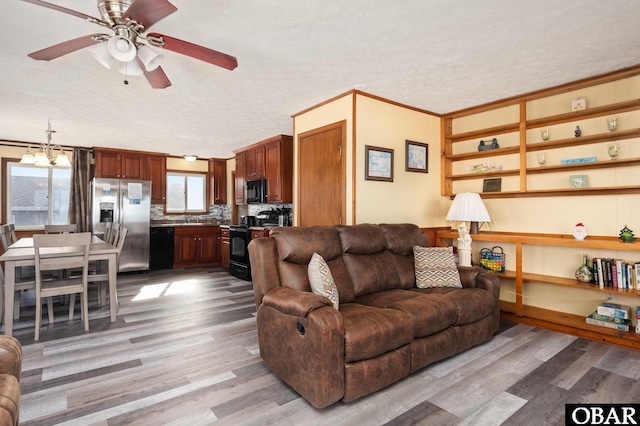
[[22, 0, 239, 88]]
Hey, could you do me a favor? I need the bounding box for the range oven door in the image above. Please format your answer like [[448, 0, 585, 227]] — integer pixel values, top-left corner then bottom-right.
[[229, 226, 251, 281]]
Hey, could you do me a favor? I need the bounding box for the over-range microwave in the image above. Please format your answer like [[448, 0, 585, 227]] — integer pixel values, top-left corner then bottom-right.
[[246, 178, 267, 204]]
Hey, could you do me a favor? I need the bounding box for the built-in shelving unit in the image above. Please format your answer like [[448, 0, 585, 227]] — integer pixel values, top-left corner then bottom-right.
[[436, 230, 640, 350], [441, 66, 640, 198]]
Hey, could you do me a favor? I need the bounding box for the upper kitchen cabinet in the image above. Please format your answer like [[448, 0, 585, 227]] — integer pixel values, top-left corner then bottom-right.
[[209, 159, 227, 205], [234, 151, 246, 204], [265, 135, 293, 203], [94, 148, 147, 180], [148, 154, 166, 204], [234, 135, 293, 204], [245, 144, 265, 181]]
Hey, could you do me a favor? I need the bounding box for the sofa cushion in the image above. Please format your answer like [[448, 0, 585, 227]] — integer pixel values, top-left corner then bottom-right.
[[308, 252, 339, 309], [340, 303, 414, 363], [355, 289, 458, 337], [338, 224, 402, 296], [413, 246, 462, 289], [380, 223, 429, 289], [410, 287, 497, 325], [270, 226, 356, 302]]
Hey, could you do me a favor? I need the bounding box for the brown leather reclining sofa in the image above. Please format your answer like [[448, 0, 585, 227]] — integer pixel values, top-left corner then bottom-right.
[[248, 223, 500, 408], [0, 336, 22, 425]]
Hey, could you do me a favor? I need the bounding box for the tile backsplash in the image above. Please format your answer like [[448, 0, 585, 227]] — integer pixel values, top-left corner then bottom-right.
[[150, 204, 232, 224]]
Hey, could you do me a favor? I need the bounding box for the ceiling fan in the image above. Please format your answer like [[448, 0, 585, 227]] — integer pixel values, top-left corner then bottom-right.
[[22, 0, 238, 88]]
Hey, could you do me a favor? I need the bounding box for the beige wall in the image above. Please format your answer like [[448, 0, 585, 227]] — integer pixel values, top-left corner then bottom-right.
[[354, 94, 445, 225], [292, 93, 354, 224], [292, 92, 445, 226]]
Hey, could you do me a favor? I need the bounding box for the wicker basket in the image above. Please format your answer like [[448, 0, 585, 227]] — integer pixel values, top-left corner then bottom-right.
[[480, 246, 505, 272]]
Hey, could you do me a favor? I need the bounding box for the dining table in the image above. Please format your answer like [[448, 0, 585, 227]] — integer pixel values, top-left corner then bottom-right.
[[0, 234, 119, 337]]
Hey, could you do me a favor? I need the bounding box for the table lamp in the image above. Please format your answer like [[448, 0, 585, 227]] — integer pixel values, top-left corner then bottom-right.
[[445, 192, 491, 267]]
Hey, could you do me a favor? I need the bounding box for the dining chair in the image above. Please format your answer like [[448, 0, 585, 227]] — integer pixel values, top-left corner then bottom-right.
[[108, 223, 121, 246], [44, 224, 77, 234], [103, 222, 113, 244], [33, 232, 91, 341], [89, 228, 127, 306], [0, 223, 38, 320]]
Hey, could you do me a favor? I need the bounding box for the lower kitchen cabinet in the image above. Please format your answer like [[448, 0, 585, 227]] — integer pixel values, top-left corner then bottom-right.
[[220, 227, 230, 270], [173, 226, 220, 268]]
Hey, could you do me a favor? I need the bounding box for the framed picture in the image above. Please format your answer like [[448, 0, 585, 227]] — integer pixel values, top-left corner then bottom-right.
[[365, 145, 394, 182], [483, 178, 502, 192], [405, 140, 428, 173]]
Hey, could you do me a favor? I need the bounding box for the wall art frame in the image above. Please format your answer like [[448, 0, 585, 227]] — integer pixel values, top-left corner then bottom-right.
[[405, 140, 428, 173], [365, 145, 394, 182]]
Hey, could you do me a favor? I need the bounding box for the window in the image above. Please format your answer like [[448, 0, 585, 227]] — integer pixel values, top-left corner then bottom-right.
[[5, 161, 71, 229], [166, 172, 206, 213]]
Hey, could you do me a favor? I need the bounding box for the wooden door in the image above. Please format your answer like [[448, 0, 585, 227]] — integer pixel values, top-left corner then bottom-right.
[[298, 121, 345, 226]]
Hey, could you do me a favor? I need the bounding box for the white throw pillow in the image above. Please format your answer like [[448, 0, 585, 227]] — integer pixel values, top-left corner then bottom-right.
[[413, 246, 462, 289], [308, 252, 339, 309]]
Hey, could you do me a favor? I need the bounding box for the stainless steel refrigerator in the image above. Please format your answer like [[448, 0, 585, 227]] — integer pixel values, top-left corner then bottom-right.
[[91, 178, 151, 272]]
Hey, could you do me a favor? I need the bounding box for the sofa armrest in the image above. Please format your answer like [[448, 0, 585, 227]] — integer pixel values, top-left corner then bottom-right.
[[248, 237, 281, 309], [257, 287, 345, 408], [262, 286, 333, 318], [0, 337, 21, 380]]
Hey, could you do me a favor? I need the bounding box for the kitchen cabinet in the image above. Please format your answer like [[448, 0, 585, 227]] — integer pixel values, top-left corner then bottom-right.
[[245, 145, 265, 181], [442, 67, 640, 199], [173, 226, 220, 268], [234, 152, 246, 204], [148, 154, 166, 204], [234, 134, 293, 205], [94, 148, 147, 179], [209, 159, 227, 205], [220, 227, 230, 270], [265, 135, 293, 203], [250, 228, 270, 240]]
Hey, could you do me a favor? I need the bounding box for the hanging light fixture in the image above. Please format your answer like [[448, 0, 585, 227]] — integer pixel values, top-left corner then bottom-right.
[[20, 120, 71, 167]]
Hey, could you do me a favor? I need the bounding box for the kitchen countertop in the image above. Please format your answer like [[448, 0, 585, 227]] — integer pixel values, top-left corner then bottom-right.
[[150, 222, 227, 228]]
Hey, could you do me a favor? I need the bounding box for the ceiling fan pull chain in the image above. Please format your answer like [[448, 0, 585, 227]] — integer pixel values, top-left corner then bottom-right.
[[123, 61, 129, 85]]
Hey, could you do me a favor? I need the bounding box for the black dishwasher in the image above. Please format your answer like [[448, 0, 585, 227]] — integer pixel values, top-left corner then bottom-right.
[[150, 227, 174, 270]]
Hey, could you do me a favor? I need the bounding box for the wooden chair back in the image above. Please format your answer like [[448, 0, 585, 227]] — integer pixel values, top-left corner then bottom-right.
[[0, 224, 18, 251], [44, 224, 77, 234]]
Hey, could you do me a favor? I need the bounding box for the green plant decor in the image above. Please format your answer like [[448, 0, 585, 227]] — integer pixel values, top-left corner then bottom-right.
[[618, 225, 635, 243]]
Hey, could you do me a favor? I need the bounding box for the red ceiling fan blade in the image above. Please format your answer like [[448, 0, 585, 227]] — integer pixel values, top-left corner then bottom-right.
[[21, 0, 109, 26], [148, 33, 238, 70], [122, 0, 177, 30], [28, 34, 105, 61], [140, 62, 172, 89]]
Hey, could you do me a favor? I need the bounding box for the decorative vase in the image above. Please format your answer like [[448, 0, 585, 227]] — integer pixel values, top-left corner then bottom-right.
[[575, 254, 594, 283]]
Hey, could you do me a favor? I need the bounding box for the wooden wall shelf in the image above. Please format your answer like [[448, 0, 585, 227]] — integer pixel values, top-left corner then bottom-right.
[[436, 230, 640, 351], [442, 66, 640, 199]]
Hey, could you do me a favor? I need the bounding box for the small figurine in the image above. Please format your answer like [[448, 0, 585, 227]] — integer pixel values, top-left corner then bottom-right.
[[619, 225, 635, 243], [573, 223, 587, 241], [574, 126, 582, 137]]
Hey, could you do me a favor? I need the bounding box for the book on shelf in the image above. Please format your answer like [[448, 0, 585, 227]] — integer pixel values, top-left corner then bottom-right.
[[590, 311, 627, 324], [586, 312, 631, 331], [597, 302, 631, 319], [591, 257, 640, 290]]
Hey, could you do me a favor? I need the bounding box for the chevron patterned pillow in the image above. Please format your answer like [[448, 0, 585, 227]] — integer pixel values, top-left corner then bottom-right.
[[413, 246, 462, 289], [308, 252, 339, 309]]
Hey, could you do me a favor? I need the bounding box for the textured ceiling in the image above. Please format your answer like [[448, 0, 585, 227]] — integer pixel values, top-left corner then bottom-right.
[[2, 0, 640, 159]]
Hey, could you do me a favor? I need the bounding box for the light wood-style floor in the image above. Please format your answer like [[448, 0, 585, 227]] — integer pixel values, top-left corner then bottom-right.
[[5, 266, 640, 425]]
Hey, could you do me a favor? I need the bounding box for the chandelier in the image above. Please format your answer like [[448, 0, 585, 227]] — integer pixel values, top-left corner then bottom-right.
[[20, 120, 71, 167]]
